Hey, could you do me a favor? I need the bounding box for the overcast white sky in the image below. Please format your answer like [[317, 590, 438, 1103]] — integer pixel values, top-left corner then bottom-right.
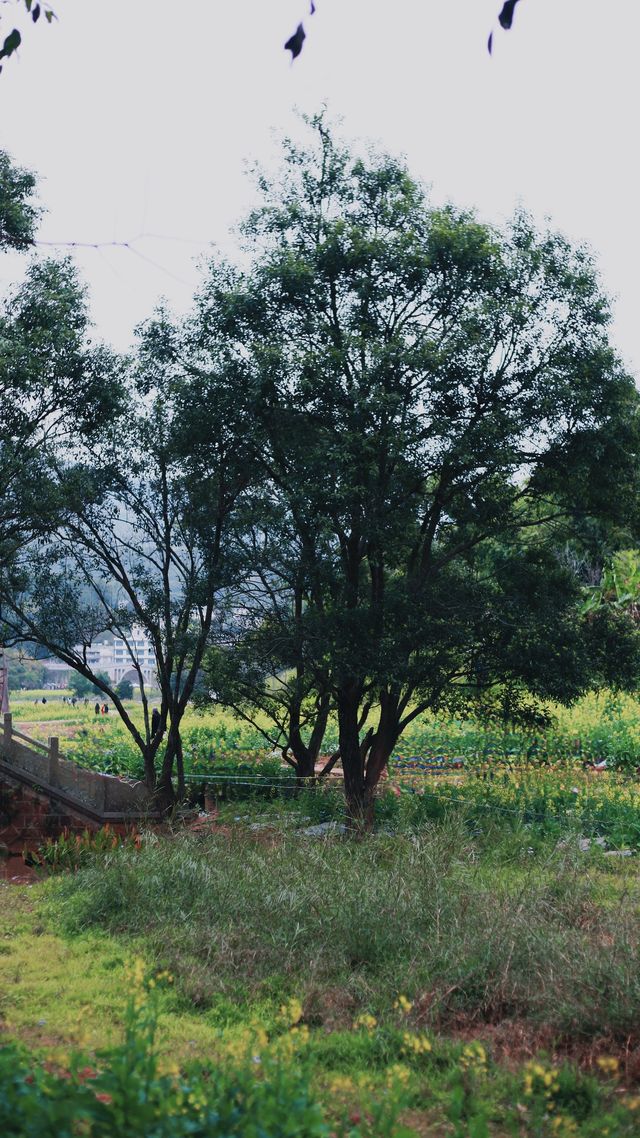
[[1, 0, 639, 374]]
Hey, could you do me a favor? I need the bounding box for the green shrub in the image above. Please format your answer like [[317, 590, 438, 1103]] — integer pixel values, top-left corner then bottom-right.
[[0, 973, 336, 1138]]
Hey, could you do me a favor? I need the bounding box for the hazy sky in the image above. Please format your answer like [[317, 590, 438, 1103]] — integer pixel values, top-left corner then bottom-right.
[[1, 0, 639, 373]]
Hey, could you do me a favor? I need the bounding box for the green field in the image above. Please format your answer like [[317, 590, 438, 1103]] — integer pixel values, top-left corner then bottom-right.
[[11, 687, 640, 776]]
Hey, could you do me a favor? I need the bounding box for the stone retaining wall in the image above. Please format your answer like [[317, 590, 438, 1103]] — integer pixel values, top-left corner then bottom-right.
[[1, 713, 154, 819]]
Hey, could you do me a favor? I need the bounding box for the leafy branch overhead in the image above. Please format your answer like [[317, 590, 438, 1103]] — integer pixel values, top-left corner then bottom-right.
[[0, 0, 54, 73], [285, 2, 524, 61], [0, 1, 523, 73], [488, 0, 523, 54]]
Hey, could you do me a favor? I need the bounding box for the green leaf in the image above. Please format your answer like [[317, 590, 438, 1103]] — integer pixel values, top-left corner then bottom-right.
[[0, 29, 22, 60]]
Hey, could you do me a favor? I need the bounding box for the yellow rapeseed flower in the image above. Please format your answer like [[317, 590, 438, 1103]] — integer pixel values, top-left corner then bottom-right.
[[551, 1116, 578, 1136], [278, 997, 303, 1027], [402, 1031, 432, 1056], [329, 1074, 355, 1094], [353, 1013, 377, 1031], [459, 1042, 487, 1072], [386, 1063, 411, 1087]]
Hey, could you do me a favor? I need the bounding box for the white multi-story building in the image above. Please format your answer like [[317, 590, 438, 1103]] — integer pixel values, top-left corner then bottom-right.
[[43, 625, 157, 688], [110, 628, 157, 684]]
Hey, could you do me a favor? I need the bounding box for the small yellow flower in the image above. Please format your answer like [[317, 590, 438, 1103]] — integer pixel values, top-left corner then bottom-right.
[[596, 1056, 619, 1076], [401, 1031, 432, 1056], [551, 1116, 578, 1136], [278, 997, 303, 1027], [386, 1063, 411, 1087], [329, 1074, 355, 1094], [459, 1042, 487, 1072], [393, 994, 413, 1015], [353, 1013, 377, 1031]]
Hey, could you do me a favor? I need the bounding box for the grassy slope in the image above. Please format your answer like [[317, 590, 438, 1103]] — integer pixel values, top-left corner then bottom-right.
[[2, 823, 640, 1136], [0, 886, 226, 1063]]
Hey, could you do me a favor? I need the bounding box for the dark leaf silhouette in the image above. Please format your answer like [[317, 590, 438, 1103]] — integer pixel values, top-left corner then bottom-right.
[[310, 1, 316, 13], [0, 28, 22, 61], [487, 31, 493, 54], [285, 22, 306, 60], [498, 0, 521, 31]]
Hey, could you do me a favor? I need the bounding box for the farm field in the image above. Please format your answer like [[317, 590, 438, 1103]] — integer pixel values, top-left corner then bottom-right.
[[12, 687, 640, 776], [8, 688, 640, 850]]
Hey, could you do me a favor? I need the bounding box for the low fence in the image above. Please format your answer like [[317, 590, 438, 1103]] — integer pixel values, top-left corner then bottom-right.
[[0, 713, 154, 820]]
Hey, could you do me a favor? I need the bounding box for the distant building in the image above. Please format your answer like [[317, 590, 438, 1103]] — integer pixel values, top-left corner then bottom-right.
[[110, 628, 157, 684], [42, 625, 157, 688]]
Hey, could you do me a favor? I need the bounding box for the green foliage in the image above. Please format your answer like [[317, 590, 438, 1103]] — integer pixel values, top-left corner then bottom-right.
[[581, 549, 640, 616], [31, 825, 141, 873], [69, 670, 112, 698], [114, 677, 134, 701], [69, 671, 99, 698], [0, 976, 336, 1138], [0, 257, 123, 578], [0, 150, 39, 249], [4, 648, 45, 691]]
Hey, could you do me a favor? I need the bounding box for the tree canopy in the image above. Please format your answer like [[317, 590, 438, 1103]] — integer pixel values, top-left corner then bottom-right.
[[195, 114, 640, 823], [2, 117, 639, 822], [0, 300, 258, 805], [0, 150, 39, 250]]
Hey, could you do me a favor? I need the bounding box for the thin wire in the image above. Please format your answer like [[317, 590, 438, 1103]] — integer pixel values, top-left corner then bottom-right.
[[34, 232, 213, 250], [184, 772, 640, 835], [32, 232, 201, 288]]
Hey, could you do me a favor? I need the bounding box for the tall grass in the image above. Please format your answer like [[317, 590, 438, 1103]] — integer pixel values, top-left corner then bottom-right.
[[49, 823, 640, 1042]]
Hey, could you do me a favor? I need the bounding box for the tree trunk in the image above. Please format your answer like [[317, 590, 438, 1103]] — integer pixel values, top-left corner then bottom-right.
[[289, 727, 317, 788], [337, 687, 370, 831], [155, 723, 181, 812], [152, 776, 176, 813], [338, 688, 402, 831], [142, 747, 157, 795], [175, 733, 186, 801], [293, 752, 317, 788]]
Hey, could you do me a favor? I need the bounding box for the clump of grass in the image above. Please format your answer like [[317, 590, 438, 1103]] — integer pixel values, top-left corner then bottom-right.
[[48, 822, 640, 1043]]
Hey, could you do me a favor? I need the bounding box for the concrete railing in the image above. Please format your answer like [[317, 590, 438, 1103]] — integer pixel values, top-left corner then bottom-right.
[[0, 712, 155, 819]]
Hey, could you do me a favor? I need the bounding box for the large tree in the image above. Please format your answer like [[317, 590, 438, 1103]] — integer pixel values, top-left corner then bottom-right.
[[0, 304, 257, 806], [197, 115, 640, 824]]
